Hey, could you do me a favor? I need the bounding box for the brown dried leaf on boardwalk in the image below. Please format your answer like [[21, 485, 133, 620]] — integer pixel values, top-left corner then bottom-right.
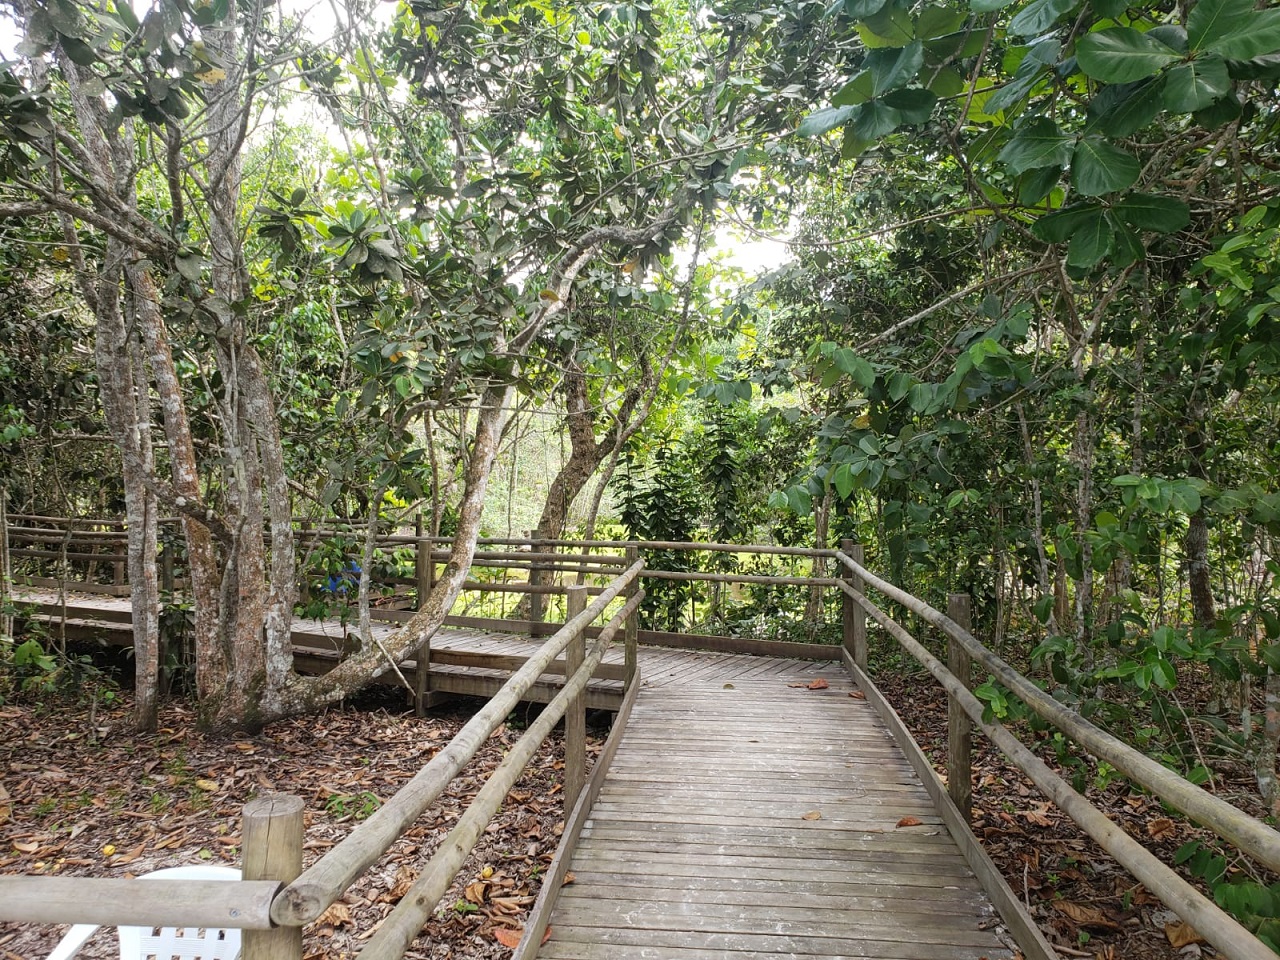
[[807, 679, 829, 690], [849, 690, 866, 699], [802, 810, 823, 820], [895, 816, 923, 827]]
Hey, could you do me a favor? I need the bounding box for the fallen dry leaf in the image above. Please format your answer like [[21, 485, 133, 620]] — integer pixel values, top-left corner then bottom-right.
[[849, 690, 866, 700], [1165, 921, 1205, 948], [494, 926, 528, 948], [464, 880, 488, 904], [895, 816, 923, 828], [315, 902, 352, 929], [561, 872, 576, 886], [1052, 901, 1120, 930], [807, 678, 829, 690], [802, 810, 823, 821], [1021, 802, 1053, 827], [1147, 817, 1176, 841]]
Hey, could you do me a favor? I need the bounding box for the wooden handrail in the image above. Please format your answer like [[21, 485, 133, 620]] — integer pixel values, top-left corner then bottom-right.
[[834, 550, 1280, 876], [270, 558, 645, 926], [834, 552, 1280, 960], [354, 590, 643, 960], [0, 877, 280, 929]]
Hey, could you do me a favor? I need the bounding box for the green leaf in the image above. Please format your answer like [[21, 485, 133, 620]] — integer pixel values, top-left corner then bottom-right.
[[1018, 165, 1061, 205], [1112, 194, 1191, 233], [882, 87, 936, 124], [833, 348, 877, 387], [1071, 137, 1140, 196], [986, 39, 1060, 112], [845, 0, 889, 17], [798, 104, 857, 137], [1066, 210, 1113, 268], [1187, 0, 1252, 52], [972, 0, 1017, 11], [833, 462, 856, 499], [857, 4, 915, 47], [852, 100, 902, 139], [1076, 28, 1182, 83], [1009, 0, 1079, 38], [1162, 57, 1231, 113], [1091, 77, 1166, 137], [115, 1, 140, 31], [1033, 203, 1105, 242], [998, 117, 1075, 175], [1090, 0, 1129, 16], [1194, 90, 1242, 128], [1108, 213, 1145, 267], [832, 71, 875, 106], [1191, 0, 1280, 59], [866, 40, 923, 95]]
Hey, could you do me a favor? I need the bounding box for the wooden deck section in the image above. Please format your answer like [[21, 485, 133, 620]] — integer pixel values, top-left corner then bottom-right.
[[538, 674, 1016, 960], [10, 587, 837, 710]]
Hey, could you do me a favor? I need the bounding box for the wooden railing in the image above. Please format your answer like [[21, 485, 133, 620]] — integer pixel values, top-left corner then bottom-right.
[[834, 547, 1280, 960], [0, 559, 645, 960], [2, 514, 846, 658]]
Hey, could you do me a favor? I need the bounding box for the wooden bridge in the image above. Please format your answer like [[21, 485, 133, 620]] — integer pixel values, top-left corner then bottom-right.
[[3, 518, 1279, 960]]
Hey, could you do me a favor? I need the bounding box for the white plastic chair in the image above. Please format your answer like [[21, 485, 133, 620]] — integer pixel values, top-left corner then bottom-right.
[[47, 865, 243, 960]]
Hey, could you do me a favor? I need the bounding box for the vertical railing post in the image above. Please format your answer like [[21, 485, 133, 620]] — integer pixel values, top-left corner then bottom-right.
[[624, 545, 639, 688], [947, 592, 974, 820], [840, 540, 867, 670], [527, 527, 545, 626], [564, 585, 588, 813], [241, 794, 304, 960], [0, 488, 10, 641], [413, 513, 433, 716]]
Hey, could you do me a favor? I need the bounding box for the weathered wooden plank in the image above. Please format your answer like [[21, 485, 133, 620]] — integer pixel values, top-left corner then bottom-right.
[[569, 846, 976, 877], [563, 869, 992, 899], [550, 898, 1005, 946], [555, 882, 993, 912], [542, 926, 1012, 960]]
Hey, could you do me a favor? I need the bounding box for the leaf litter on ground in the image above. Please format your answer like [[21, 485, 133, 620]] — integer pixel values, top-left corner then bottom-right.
[[0, 694, 593, 960]]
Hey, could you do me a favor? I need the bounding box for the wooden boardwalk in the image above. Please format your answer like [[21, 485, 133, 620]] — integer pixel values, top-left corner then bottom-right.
[[539, 674, 1016, 960], [10, 587, 837, 709]]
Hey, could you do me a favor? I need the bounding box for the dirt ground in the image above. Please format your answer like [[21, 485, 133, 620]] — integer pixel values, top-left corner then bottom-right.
[[0, 671, 1265, 960]]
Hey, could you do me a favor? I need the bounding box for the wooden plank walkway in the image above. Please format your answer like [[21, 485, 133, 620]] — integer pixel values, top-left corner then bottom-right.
[[9, 588, 838, 710], [539, 674, 1016, 960]]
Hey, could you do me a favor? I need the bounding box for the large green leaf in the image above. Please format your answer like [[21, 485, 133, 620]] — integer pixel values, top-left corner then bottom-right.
[[851, 99, 902, 139], [866, 40, 924, 95], [1009, 0, 1078, 37], [882, 87, 937, 124], [1076, 28, 1182, 83], [798, 104, 856, 137], [1090, 77, 1165, 137], [857, 4, 915, 47], [986, 39, 1060, 113], [1187, 0, 1251, 52], [845, 0, 889, 17], [1018, 165, 1062, 205], [1066, 210, 1113, 268], [1108, 213, 1146, 268], [1191, 0, 1280, 60], [1162, 57, 1231, 113], [1112, 194, 1191, 233], [1071, 137, 1140, 196], [1032, 203, 1104, 242], [998, 117, 1075, 174], [972, 0, 1017, 11], [832, 71, 875, 106]]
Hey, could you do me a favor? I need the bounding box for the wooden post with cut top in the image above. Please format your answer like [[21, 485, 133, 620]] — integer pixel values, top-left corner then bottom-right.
[[241, 794, 304, 960], [947, 592, 974, 820], [564, 584, 588, 813], [840, 540, 867, 670]]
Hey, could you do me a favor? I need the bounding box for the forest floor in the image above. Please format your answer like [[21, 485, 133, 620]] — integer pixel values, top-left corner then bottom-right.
[[0, 667, 1265, 960]]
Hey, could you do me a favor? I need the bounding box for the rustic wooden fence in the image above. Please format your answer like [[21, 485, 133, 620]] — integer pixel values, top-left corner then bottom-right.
[[0, 559, 646, 959], [834, 545, 1280, 960]]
